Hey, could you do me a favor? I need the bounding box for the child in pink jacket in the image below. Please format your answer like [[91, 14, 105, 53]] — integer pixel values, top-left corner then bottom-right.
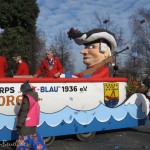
[[16, 80, 46, 150]]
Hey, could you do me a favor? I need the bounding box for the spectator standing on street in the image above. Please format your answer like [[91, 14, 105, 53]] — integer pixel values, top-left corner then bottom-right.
[[139, 83, 148, 96], [34, 50, 63, 78], [146, 86, 150, 100], [16, 80, 46, 150]]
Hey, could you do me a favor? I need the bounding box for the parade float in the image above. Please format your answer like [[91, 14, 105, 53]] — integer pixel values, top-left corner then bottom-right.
[[0, 27, 149, 145], [0, 76, 149, 145]]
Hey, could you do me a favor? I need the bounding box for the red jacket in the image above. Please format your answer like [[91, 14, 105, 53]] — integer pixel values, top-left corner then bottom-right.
[[74, 65, 110, 78], [36, 57, 63, 78], [15, 61, 29, 75], [91, 65, 110, 78], [0, 56, 8, 77]]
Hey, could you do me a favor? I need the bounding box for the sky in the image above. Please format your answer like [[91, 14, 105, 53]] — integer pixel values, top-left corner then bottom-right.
[[36, 0, 150, 72]]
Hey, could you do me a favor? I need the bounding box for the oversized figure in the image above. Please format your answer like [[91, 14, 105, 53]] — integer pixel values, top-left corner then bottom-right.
[[67, 28, 117, 78]]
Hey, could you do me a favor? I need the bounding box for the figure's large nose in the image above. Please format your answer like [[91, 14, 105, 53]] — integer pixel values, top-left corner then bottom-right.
[[80, 48, 88, 54]]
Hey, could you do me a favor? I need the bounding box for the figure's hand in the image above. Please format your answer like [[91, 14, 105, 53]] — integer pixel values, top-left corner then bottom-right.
[[54, 72, 60, 78], [33, 74, 38, 78]]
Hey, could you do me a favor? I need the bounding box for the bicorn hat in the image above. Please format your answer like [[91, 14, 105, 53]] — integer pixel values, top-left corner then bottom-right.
[[67, 28, 117, 52]]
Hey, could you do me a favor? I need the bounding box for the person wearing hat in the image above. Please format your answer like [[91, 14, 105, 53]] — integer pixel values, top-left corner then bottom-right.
[[12, 53, 29, 76], [16, 80, 46, 150], [67, 28, 117, 78], [34, 50, 63, 78]]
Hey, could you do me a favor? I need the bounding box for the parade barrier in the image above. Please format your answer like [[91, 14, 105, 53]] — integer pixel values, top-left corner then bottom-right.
[[0, 77, 149, 144]]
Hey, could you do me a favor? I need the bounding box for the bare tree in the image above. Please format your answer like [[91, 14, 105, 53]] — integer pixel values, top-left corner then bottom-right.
[[93, 12, 126, 48], [49, 31, 75, 73], [125, 8, 150, 80], [90, 13, 127, 77], [34, 28, 46, 70]]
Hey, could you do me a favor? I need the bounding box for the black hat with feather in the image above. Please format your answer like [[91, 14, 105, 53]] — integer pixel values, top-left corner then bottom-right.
[[67, 28, 117, 52]]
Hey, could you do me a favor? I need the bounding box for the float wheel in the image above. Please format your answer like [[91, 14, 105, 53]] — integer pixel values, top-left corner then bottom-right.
[[76, 132, 96, 141], [43, 136, 55, 146]]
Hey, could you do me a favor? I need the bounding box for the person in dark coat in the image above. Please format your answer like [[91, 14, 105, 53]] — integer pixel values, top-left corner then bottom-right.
[[16, 80, 46, 150]]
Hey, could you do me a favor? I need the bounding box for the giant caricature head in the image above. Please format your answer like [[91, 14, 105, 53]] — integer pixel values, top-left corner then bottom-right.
[[68, 28, 117, 67]]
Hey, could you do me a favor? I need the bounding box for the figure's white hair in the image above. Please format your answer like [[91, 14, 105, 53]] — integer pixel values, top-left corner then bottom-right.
[[107, 46, 111, 56]]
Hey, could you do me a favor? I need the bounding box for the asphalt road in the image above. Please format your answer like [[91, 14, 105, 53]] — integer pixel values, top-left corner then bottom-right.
[[48, 123, 150, 150], [1, 122, 150, 150]]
